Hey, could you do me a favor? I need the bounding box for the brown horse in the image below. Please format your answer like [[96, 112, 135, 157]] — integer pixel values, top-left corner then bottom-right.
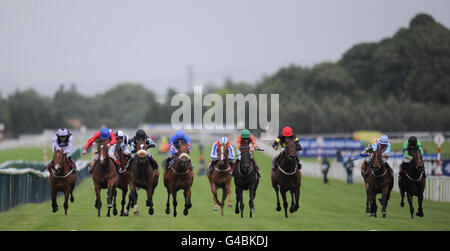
[[48, 147, 77, 215], [207, 141, 233, 216], [365, 147, 393, 218], [399, 150, 426, 218], [271, 138, 301, 218], [128, 139, 159, 216], [112, 143, 131, 216], [164, 140, 194, 217], [91, 139, 117, 217]]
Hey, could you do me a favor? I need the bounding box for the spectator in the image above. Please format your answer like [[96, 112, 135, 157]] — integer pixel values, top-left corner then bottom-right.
[[343, 157, 354, 184], [321, 157, 331, 184]]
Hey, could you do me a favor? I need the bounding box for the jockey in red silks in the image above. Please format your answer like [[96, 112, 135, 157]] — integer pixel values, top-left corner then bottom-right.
[[82, 128, 117, 172]]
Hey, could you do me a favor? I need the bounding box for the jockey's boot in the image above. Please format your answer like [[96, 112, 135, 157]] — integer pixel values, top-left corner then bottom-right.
[[296, 156, 302, 169], [148, 155, 159, 169], [231, 160, 239, 176], [68, 156, 77, 174], [208, 160, 218, 177], [252, 159, 261, 177], [188, 160, 194, 171]]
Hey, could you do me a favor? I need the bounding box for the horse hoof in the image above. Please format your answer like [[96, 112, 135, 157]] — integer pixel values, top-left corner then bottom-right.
[[251, 208, 255, 213], [213, 205, 219, 211], [235, 209, 240, 214], [52, 207, 58, 213], [184, 209, 189, 216], [289, 208, 295, 213], [173, 212, 177, 217], [228, 204, 233, 209], [165, 208, 170, 215], [400, 202, 404, 207], [70, 197, 74, 203], [416, 212, 424, 217], [113, 208, 118, 216], [149, 208, 154, 215], [134, 212, 139, 216], [276, 206, 281, 212]]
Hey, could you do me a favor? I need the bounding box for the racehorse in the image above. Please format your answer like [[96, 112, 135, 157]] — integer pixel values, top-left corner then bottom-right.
[[163, 140, 194, 217], [128, 139, 159, 216], [271, 138, 301, 218], [399, 150, 426, 218], [48, 147, 77, 215], [207, 141, 233, 216], [234, 145, 260, 218], [91, 139, 117, 217], [112, 143, 131, 216], [365, 147, 394, 218]]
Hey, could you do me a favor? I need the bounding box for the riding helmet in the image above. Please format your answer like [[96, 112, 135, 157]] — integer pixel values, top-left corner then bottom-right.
[[379, 135, 389, 145], [282, 126, 293, 137], [100, 128, 111, 140], [241, 129, 250, 139], [176, 130, 185, 139], [136, 129, 146, 139], [408, 136, 418, 146]]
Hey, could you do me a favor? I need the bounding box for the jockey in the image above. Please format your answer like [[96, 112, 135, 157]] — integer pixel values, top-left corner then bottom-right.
[[111, 130, 131, 165], [49, 128, 77, 173], [126, 129, 158, 170], [271, 126, 302, 170], [165, 130, 193, 170], [232, 129, 261, 176], [82, 128, 117, 171], [400, 136, 425, 177], [360, 135, 392, 175], [208, 136, 235, 176]]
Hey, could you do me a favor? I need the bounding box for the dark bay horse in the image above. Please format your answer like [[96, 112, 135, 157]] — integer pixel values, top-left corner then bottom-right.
[[271, 138, 301, 218], [164, 140, 194, 217], [234, 145, 260, 218], [399, 150, 426, 218], [128, 139, 159, 216], [366, 147, 393, 218], [112, 143, 131, 216], [48, 147, 77, 215], [91, 139, 117, 217], [207, 141, 233, 216]]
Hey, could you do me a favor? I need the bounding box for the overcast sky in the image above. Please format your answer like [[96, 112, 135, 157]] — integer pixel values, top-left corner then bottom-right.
[[1, 0, 449, 97]]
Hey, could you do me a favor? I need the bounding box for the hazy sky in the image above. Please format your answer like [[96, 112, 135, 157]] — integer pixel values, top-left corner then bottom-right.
[[1, 0, 449, 97]]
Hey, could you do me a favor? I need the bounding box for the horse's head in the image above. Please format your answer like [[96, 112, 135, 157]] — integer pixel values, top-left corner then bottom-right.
[[216, 142, 230, 169], [136, 139, 148, 164], [411, 150, 424, 171], [371, 147, 384, 173], [52, 147, 65, 171], [96, 138, 109, 165], [239, 146, 253, 175], [283, 138, 297, 161], [176, 140, 190, 171]]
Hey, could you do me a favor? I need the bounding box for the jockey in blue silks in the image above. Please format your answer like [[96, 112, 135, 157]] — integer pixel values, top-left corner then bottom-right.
[[165, 130, 193, 170]]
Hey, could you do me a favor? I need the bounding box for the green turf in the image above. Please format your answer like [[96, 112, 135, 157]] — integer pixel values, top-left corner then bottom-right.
[[0, 147, 51, 164], [0, 145, 450, 231]]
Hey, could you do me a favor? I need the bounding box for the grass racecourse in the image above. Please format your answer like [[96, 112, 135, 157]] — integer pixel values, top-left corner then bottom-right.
[[1, 145, 450, 231]]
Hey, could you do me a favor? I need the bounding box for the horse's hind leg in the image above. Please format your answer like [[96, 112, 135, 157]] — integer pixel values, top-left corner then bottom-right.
[[146, 187, 155, 215], [227, 181, 233, 208], [220, 187, 227, 216], [121, 188, 129, 216], [70, 183, 75, 203], [289, 189, 296, 213]]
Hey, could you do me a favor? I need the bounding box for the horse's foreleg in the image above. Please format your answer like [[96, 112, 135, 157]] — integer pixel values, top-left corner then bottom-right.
[[63, 190, 70, 215], [51, 186, 58, 213], [146, 186, 155, 215], [274, 185, 281, 212], [70, 183, 75, 203], [183, 188, 192, 216], [365, 182, 370, 213], [289, 189, 296, 213], [129, 183, 139, 216], [220, 187, 227, 216], [369, 191, 377, 217], [416, 192, 424, 217], [249, 187, 256, 218], [407, 193, 415, 218], [236, 187, 244, 218], [172, 190, 178, 217], [280, 189, 288, 218], [234, 187, 240, 215], [94, 184, 102, 217], [121, 187, 128, 216], [165, 188, 171, 215], [210, 181, 220, 209]]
